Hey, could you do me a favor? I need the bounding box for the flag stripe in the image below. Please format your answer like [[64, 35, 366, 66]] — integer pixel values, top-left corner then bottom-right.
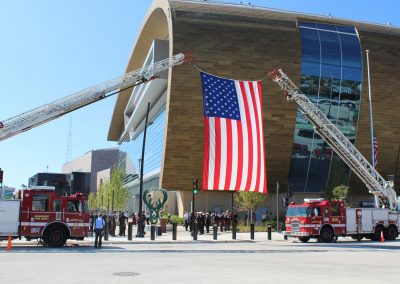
[[239, 81, 254, 191], [229, 120, 239, 191], [219, 118, 227, 190], [203, 119, 210, 190], [224, 119, 233, 191], [213, 117, 222, 190], [257, 82, 267, 193], [249, 82, 261, 192], [246, 82, 259, 191], [234, 122, 244, 191], [207, 118, 215, 189]]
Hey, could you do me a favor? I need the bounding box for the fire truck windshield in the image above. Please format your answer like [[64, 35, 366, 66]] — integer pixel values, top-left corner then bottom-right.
[[286, 206, 311, 217]]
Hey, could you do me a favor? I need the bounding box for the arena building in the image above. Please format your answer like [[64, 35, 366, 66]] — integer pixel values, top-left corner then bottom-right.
[[108, 0, 400, 216]]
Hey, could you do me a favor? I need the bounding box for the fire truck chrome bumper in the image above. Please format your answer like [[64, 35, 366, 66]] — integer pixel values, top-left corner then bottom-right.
[[284, 231, 310, 237]]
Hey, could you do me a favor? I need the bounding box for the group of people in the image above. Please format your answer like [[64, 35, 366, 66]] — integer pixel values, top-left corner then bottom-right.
[[90, 211, 132, 248], [183, 210, 239, 234]]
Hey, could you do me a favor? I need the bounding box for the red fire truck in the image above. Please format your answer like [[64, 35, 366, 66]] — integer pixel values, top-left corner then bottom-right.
[[0, 186, 89, 247], [269, 69, 400, 243], [285, 198, 399, 243]]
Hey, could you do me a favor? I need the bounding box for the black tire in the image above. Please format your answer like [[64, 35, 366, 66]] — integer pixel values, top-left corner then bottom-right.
[[351, 234, 363, 241], [43, 226, 67, 247], [371, 225, 384, 241], [319, 226, 334, 243], [298, 237, 310, 243], [384, 225, 398, 241]]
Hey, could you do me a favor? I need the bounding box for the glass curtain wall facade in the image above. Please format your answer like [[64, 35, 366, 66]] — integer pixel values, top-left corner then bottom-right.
[[288, 21, 363, 193], [118, 108, 166, 185]]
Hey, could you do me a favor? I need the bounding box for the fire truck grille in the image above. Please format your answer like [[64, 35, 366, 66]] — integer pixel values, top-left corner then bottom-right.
[[291, 220, 300, 232]]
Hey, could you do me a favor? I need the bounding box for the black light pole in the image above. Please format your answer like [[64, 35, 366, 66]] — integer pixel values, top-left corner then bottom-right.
[[136, 102, 150, 238], [112, 189, 115, 213]]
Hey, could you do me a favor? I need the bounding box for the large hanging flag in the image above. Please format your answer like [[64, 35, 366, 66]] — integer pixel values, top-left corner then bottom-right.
[[373, 136, 378, 169], [200, 72, 267, 193]]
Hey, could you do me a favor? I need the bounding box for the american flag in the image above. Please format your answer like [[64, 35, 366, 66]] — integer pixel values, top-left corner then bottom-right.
[[200, 72, 267, 193], [373, 136, 378, 169]]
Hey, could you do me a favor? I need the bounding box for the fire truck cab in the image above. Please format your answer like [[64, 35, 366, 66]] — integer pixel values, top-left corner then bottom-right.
[[0, 186, 89, 247], [285, 198, 346, 243]]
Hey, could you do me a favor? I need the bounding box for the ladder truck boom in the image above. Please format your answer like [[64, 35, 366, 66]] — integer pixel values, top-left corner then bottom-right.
[[0, 53, 190, 141], [268, 68, 398, 211]]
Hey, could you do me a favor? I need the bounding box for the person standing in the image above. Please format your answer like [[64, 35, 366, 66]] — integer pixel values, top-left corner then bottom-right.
[[205, 212, 211, 233], [184, 211, 189, 231], [119, 212, 127, 237], [94, 213, 105, 248]]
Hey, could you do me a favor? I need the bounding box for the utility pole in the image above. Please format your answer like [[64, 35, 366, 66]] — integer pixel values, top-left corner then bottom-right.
[[276, 181, 279, 232]]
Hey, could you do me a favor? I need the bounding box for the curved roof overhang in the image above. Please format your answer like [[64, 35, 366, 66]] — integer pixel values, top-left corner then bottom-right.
[[108, 0, 172, 141]]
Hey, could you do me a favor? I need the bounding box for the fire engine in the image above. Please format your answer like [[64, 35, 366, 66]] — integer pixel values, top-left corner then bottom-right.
[[269, 69, 400, 243], [0, 186, 88, 247], [0, 53, 190, 246]]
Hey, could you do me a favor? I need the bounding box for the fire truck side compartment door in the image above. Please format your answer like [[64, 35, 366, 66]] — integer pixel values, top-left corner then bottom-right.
[[345, 208, 356, 234], [0, 200, 20, 237], [361, 209, 373, 232]]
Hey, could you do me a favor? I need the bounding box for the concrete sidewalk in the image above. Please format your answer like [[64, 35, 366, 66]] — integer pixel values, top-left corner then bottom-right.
[[0, 225, 285, 246]]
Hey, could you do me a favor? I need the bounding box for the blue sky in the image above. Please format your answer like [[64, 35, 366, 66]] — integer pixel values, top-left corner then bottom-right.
[[0, 0, 398, 188]]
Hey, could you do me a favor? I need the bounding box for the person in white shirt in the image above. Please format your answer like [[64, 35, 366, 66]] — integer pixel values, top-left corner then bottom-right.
[[94, 213, 105, 248]]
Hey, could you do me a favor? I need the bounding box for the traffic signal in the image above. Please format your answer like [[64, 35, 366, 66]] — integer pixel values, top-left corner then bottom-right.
[[0, 169, 3, 188], [192, 177, 199, 194]]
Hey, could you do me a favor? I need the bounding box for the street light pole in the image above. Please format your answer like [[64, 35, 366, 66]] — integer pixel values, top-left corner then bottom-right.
[[112, 189, 114, 213], [136, 102, 150, 238]]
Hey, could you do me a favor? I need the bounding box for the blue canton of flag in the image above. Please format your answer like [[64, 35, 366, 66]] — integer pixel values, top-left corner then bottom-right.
[[201, 73, 241, 120]]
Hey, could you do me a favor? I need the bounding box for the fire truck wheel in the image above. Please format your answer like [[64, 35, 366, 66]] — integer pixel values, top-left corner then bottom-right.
[[371, 225, 384, 241], [320, 226, 334, 243], [384, 225, 398, 241], [298, 237, 310, 243], [43, 226, 67, 247]]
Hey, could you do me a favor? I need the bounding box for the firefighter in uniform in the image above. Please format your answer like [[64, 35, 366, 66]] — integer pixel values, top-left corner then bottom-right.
[[94, 213, 105, 248]]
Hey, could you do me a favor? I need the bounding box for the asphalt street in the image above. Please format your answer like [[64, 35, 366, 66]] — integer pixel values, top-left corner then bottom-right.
[[0, 230, 399, 284]]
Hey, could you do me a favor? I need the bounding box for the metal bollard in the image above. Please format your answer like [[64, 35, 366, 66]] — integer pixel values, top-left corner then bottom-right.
[[193, 222, 198, 241], [213, 225, 218, 240], [104, 222, 109, 241], [172, 223, 177, 240], [267, 225, 272, 240], [151, 224, 156, 241], [128, 223, 133, 240], [232, 223, 237, 240], [250, 223, 255, 240]]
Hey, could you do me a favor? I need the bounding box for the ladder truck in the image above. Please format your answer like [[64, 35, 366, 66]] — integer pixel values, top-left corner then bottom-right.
[[268, 68, 400, 243], [0, 53, 190, 246]]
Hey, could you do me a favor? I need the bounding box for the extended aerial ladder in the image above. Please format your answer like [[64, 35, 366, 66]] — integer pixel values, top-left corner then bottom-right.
[[0, 53, 190, 141], [268, 68, 398, 211]]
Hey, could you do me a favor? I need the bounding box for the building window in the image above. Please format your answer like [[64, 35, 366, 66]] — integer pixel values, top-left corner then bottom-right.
[[118, 108, 166, 184], [288, 22, 363, 193]]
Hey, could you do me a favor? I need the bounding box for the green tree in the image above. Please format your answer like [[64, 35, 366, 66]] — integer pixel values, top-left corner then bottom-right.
[[96, 182, 108, 211], [234, 191, 266, 225], [87, 192, 96, 212], [332, 184, 349, 200], [95, 167, 129, 212], [110, 167, 130, 211]]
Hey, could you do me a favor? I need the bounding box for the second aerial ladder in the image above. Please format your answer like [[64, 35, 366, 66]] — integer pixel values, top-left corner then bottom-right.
[[268, 68, 398, 211]]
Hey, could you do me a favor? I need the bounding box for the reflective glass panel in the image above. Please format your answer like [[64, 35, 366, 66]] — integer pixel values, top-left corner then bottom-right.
[[118, 108, 166, 185], [288, 22, 363, 193]]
